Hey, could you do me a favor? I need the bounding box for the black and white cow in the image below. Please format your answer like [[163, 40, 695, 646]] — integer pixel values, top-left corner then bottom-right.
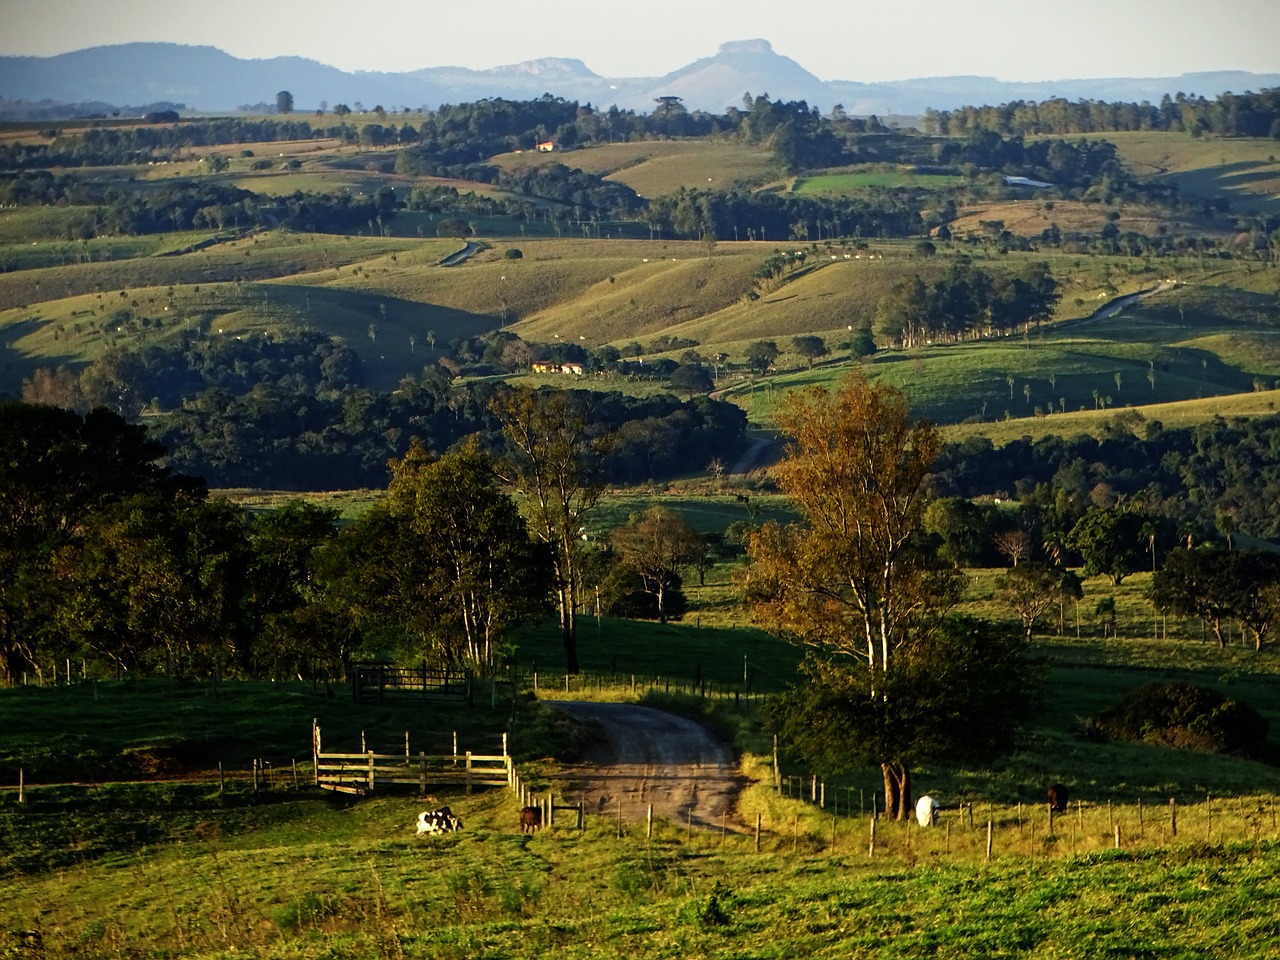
[[416, 806, 463, 835]]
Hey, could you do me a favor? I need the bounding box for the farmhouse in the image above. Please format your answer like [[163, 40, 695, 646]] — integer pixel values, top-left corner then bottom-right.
[[1003, 175, 1053, 189], [531, 360, 585, 376], [536, 140, 555, 152]]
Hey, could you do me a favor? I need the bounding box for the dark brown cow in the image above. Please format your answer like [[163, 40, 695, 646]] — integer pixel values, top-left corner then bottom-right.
[[1047, 782, 1069, 813], [519, 805, 543, 833]]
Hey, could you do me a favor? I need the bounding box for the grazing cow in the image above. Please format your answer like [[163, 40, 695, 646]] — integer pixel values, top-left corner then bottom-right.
[[1047, 783, 1069, 813], [519, 805, 543, 833], [416, 806, 463, 835], [915, 794, 940, 827]]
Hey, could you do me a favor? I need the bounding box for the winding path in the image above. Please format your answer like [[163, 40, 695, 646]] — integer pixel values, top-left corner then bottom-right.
[[438, 241, 480, 266], [543, 701, 748, 831]]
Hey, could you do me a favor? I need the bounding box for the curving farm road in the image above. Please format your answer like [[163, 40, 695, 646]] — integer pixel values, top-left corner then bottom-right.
[[543, 701, 748, 831]]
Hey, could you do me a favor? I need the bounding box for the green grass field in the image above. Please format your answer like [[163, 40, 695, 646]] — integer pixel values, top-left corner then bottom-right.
[[1098, 130, 1280, 214], [6, 560, 1280, 958], [489, 139, 778, 198], [793, 169, 966, 193]]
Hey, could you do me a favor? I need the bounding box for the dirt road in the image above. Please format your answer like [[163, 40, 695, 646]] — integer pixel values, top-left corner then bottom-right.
[[543, 701, 747, 831]]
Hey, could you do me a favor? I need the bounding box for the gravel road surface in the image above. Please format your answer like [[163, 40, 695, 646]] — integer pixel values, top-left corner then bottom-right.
[[544, 701, 747, 831]]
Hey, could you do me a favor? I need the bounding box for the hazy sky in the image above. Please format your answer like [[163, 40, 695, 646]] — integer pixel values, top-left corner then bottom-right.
[[2, 0, 1277, 81]]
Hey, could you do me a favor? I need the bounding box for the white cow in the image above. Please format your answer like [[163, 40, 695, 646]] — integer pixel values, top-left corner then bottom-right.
[[915, 794, 940, 827]]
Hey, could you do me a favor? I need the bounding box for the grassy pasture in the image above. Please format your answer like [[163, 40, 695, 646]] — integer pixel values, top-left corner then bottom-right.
[[4, 777, 1280, 959], [490, 139, 778, 197], [794, 168, 965, 193], [6, 582, 1280, 959], [946, 197, 1224, 240], [715, 272, 1280, 428], [1098, 130, 1280, 213]]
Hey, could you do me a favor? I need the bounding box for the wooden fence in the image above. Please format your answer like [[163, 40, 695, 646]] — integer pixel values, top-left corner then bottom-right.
[[521, 669, 765, 704], [311, 720, 511, 796], [349, 662, 471, 704]]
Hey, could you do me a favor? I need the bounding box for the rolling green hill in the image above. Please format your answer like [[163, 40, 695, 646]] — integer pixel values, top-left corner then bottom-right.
[[490, 139, 778, 198], [1099, 131, 1280, 214]]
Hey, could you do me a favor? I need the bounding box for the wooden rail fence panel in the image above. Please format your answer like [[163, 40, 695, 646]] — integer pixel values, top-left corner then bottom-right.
[[316, 751, 510, 795]]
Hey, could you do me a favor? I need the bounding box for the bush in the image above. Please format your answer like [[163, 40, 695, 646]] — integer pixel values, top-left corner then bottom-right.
[[504, 248, 523, 259], [1098, 682, 1269, 758]]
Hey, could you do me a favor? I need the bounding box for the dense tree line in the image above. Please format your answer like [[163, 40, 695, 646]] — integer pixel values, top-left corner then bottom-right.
[[923, 87, 1280, 140], [29, 176, 398, 238], [143, 376, 746, 491], [0, 117, 366, 168], [23, 330, 364, 415], [0, 390, 743, 684], [0, 402, 563, 683], [647, 185, 922, 241], [931, 413, 1280, 541], [875, 260, 1060, 346]]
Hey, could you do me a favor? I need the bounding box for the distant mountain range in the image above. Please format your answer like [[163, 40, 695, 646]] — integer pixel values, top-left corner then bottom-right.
[[2, 39, 1277, 118]]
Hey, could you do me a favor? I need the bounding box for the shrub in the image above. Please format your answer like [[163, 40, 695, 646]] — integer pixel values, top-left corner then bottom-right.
[[1098, 682, 1269, 758]]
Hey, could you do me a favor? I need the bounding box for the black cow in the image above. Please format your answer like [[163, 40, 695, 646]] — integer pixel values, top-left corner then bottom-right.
[[416, 806, 463, 835], [519, 805, 543, 833], [1047, 783, 1069, 813]]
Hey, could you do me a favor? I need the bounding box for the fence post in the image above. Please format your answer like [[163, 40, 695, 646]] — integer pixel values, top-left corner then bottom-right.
[[218, 762, 224, 795], [773, 735, 780, 792], [647, 804, 653, 839], [367, 751, 375, 792], [986, 821, 993, 861], [868, 818, 876, 857], [1114, 825, 1121, 849], [465, 751, 473, 794], [18, 768, 23, 804], [578, 801, 584, 830], [419, 752, 427, 795], [312, 719, 321, 786], [404, 730, 409, 762], [252, 758, 259, 793], [453, 731, 458, 766], [1170, 797, 1177, 837]]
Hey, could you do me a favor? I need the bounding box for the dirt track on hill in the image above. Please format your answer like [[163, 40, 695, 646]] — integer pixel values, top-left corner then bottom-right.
[[543, 701, 748, 832]]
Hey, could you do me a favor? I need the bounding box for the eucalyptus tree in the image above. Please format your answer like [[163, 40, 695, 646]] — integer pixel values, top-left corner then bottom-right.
[[323, 441, 550, 674], [0, 402, 196, 684], [490, 387, 613, 674], [610, 506, 701, 623], [747, 374, 1037, 819]]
